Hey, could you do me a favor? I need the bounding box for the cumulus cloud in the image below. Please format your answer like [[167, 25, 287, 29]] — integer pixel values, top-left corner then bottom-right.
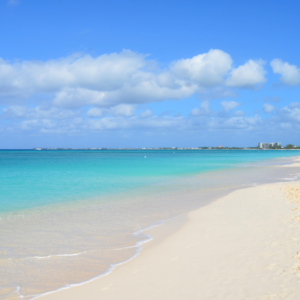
[[0, 49, 274, 139], [287, 102, 300, 109], [86, 107, 103, 118], [221, 101, 241, 112], [171, 49, 232, 86], [12, 115, 186, 134], [190, 101, 210, 116], [0, 105, 78, 119], [234, 110, 245, 117], [0, 50, 146, 100], [0, 49, 267, 110], [262, 103, 275, 113], [1, 111, 264, 135], [190, 112, 262, 131], [110, 104, 136, 117], [2, 101, 290, 138], [260, 102, 300, 132], [53, 88, 106, 108], [86, 104, 136, 118], [218, 115, 262, 130], [277, 102, 300, 122], [270, 59, 300, 86], [139, 110, 153, 118], [226, 60, 266, 88]]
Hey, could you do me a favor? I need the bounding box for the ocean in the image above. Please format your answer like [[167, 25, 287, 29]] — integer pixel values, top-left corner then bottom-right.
[[1, 149, 300, 299]]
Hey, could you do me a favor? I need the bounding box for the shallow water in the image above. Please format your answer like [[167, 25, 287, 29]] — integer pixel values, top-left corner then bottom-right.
[[1, 149, 300, 213], [1, 150, 300, 299]]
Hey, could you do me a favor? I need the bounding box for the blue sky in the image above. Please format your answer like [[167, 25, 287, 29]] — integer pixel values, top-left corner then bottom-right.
[[0, 0, 300, 148]]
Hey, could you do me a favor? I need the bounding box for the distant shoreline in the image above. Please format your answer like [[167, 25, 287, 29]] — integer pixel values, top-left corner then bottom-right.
[[1, 148, 300, 151]]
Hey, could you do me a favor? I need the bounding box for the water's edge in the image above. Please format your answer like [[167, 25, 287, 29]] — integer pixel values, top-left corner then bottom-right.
[[30, 156, 300, 300]]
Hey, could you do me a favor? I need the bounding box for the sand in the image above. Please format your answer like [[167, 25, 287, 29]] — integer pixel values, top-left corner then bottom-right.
[[280, 163, 300, 168], [37, 181, 300, 300]]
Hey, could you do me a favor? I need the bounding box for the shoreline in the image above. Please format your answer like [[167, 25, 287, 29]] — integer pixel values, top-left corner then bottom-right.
[[37, 169, 300, 299], [3, 155, 300, 300], [1, 154, 299, 218], [28, 217, 187, 300]]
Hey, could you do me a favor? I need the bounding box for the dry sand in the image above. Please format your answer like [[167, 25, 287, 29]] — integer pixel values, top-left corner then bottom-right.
[[37, 181, 300, 300]]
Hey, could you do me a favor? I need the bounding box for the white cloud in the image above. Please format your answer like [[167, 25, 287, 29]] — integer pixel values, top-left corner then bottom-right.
[[226, 60, 266, 88], [86, 107, 103, 118], [53, 88, 106, 108], [270, 59, 300, 86], [190, 113, 262, 131], [5, 112, 264, 135], [139, 110, 153, 118], [262, 103, 275, 113], [221, 101, 241, 112], [287, 102, 300, 109], [171, 49, 232, 86], [267, 103, 300, 131], [280, 122, 292, 129], [86, 104, 136, 118], [220, 115, 262, 130], [191, 101, 210, 116], [278, 103, 300, 122], [0, 105, 78, 119], [0, 49, 267, 111], [0, 49, 277, 139], [1, 102, 288, 138], [110, 104, 136, 117], [0, 50, 146, 100], [234, 110, 245, 117]]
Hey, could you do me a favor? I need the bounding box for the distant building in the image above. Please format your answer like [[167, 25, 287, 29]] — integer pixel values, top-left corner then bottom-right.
[[258, 142, 281, 149]]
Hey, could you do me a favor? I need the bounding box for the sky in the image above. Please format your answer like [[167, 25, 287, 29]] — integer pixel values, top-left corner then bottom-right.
[[0, 0, 300, 148]]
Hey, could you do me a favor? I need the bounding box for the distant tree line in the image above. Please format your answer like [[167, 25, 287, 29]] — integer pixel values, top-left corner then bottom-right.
[[283, 144, 300, 149]]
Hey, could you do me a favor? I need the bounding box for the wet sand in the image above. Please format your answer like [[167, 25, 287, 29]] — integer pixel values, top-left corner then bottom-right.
[[37, 178, 300, 300]]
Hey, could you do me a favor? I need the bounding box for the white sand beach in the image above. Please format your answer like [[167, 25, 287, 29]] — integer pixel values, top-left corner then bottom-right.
[[37, 180, 300, 300]]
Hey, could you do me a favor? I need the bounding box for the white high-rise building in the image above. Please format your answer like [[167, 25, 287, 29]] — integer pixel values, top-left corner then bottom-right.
[[258, 142, 281, 149]]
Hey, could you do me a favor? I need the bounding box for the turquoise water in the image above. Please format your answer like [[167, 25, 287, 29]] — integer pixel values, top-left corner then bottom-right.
[[1, 149, 300, 213], [1, 149, 300, 300]]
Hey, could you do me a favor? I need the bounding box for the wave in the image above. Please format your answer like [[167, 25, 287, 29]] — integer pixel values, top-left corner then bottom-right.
[[20, 219, 167, 300]]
